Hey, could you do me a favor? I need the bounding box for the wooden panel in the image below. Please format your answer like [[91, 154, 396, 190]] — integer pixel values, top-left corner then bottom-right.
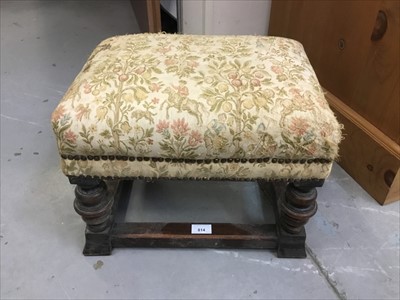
[[269, 0, 400, 204], [352, 0, 400, 144], [325, 90, 400, 205], [130, 0, 161, 33], [269, 0, 399, 143], [386, 170, 400, 204]]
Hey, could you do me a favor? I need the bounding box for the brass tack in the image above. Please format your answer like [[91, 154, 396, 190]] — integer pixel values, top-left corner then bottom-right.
[[241, 159, 247, 163], [94, 156, 100, 161], [249, 159, 256, 163], [67, 155, 74, 160], [278, 159, 284, 163], [129, 157, 135, 161], [109, 156, 115, 160], [221, 158, 227, 163], [143, 157, 150, 161], [88, 155, 94, 160], [234, 158, 241, 163], [213, 158, 219, 163], [263, 158, 270, 163], [256, 158, 263, 163], [271, 158, 278, 163], [165, 158, 171, 162], [137, 157, 143, 162]]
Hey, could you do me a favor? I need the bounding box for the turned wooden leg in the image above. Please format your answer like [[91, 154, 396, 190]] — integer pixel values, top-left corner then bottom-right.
[[277, 180, 323, 258], [69, 177, 114, 256]]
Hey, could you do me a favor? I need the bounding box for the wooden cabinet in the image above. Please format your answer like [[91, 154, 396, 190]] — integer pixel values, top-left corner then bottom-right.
[[269, 0, 399, 204]]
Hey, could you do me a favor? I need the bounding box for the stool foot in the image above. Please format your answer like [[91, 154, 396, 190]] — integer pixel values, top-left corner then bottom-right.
[[69, 177, 114, 255], [277, 180, 324, 258], [277, 226, 306, 258], [83, 228, 112, 256]]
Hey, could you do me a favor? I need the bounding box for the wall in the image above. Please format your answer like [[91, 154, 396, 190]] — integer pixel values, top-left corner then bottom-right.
[[181, 0, 271, 35]]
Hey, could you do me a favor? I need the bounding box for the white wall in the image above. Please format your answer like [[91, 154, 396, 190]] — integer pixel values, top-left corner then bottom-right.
[[181, 0, 271, 35]]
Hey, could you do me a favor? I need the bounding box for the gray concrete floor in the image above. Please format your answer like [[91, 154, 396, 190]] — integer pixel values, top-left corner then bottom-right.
[[1, 1, 399, 299]]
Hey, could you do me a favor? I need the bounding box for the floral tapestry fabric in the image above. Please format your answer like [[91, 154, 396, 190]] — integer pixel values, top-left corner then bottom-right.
[[61, 158, 333, 181], [52, 33, 342, 179]]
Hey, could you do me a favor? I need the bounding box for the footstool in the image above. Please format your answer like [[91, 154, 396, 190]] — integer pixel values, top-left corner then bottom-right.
[[51, 34, 342, 258]]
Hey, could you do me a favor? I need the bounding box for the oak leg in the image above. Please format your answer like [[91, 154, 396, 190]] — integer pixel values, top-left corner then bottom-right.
[[277, 180, 323, 258], [69, 177, 114, 255]]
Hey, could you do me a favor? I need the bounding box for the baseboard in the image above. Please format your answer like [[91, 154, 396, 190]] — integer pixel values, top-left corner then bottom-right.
[[324, 89, 400, 205]]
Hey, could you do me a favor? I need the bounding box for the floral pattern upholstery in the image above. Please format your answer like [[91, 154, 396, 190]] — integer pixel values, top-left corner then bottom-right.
[[52, 34, 342, 180]]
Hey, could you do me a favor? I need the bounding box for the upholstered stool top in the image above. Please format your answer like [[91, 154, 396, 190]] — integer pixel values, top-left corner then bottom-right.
[[52, 34, 341, 180]]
